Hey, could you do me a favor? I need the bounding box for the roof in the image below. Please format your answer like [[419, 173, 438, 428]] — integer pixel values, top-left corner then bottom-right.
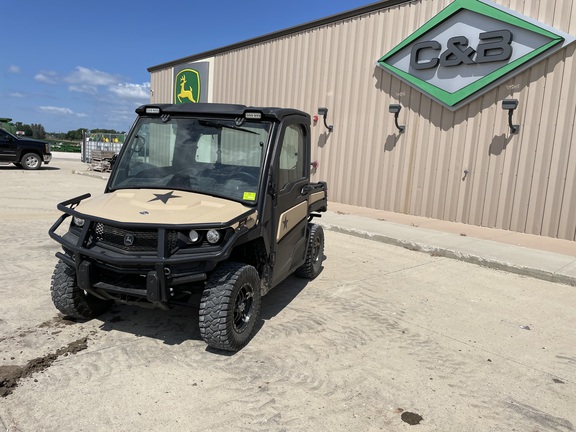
[[148, 0, 410, 72], [136, 103, 310, 121]]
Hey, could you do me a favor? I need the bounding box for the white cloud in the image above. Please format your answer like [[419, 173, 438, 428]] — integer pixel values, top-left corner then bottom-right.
[[39, 106, 74, 115], [8, 65, 21, 74], [66, 66, 119, 87], [69, 84, 98, 95], [39, 106, 86, 118], [61, 66, 150, 102], [35, 71, 59, 84], [9, 92, 25, 98], [32, 66, 151, 131], [108, 82, 150, 101]]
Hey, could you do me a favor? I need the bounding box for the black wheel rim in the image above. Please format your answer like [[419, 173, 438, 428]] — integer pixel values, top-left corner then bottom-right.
[[233, 283, 254, 333], [312, 234, 322, 272]]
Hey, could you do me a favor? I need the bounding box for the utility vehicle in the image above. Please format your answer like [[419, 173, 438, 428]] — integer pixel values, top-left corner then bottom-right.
[[49, 103, 327, 351]]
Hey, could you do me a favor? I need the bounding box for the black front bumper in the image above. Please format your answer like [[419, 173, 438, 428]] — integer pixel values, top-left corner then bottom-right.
[[72, 258, 206, 305], [49, 194, 253, 307]]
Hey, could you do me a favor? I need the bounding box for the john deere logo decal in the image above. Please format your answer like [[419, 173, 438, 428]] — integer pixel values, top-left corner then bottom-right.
[[123, 234, 135, 247], [377, 0, 575, 110], [175, 69, 200, 104]]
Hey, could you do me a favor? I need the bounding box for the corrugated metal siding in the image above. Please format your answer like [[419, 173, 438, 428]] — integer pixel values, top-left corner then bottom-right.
[[149, 0, 576, 240], [150, 69, 172, 104]]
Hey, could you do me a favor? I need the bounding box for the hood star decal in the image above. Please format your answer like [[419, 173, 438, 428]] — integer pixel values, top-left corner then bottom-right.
[[148, 191, 181, 204]]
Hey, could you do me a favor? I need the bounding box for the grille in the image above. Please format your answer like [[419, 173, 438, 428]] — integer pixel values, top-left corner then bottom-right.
[[94, 223, 178, 253]]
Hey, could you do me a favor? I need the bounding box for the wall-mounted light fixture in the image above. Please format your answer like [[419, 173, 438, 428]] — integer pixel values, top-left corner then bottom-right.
[[389, 104, 405, 134], [502, 99, 520, 134], [317, 107, 333, 132]]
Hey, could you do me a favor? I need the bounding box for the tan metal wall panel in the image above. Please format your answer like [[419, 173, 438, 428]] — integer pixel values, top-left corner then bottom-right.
[[535, 54, 566, 237], [556, 49, 576, 240], [150, 0, 576, 240], [150, 69, 172, 104]]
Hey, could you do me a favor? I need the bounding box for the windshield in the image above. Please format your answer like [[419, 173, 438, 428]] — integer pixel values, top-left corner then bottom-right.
[[109, 116, 271, 204]]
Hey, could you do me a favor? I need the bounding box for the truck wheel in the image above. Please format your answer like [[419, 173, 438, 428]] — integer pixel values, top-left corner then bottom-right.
[[199, 262, 261, 352], [50, 260, 112, 320], [296, 223, 325, 279], [21, 153, 41, 170]]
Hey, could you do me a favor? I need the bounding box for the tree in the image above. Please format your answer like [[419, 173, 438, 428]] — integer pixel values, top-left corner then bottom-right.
[[65, 128, 87, 141], [30, 123, 46, 139], [5, 118, 123, 141], [14, 122, 33, 136], [90, 129, 120, 134]]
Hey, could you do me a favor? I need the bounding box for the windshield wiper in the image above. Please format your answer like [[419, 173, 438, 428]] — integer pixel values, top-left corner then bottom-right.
[[198, 120, 259, 135]]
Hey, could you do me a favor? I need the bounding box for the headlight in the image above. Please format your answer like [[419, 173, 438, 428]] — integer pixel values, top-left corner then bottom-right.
[[188, 230, 200, 243], [206, 229, 221, 244], [73, 216, 85, 227]]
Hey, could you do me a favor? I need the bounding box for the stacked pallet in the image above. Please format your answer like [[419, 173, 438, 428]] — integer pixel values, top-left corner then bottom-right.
[[90, 150, 116, 172]]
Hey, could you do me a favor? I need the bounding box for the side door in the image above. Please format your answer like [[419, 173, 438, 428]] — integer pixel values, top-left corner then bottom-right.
[[270, 118, 310, 287], [0, 129, 18, 162]]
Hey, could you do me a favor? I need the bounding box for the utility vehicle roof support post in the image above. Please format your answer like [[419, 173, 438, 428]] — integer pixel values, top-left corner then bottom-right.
[[266, 168, 278, 271]]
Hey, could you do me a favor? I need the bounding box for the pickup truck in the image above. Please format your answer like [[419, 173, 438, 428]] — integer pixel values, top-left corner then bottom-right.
[[49, 103, 328, 351], [0, 128, 52, 169]]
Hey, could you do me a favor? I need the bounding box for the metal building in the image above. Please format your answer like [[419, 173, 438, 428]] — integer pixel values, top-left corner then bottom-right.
[[147, 0, 576, 240]]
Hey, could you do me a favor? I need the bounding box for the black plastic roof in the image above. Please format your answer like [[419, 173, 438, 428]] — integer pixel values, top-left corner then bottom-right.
[[136, 103, 309, 121], [148, 0, 410, 72]]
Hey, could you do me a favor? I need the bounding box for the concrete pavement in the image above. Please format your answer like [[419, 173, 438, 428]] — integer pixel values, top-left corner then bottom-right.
[[53, 152, 576, 288], [3, 154, 576, 430], [319, 204, 576, 287]]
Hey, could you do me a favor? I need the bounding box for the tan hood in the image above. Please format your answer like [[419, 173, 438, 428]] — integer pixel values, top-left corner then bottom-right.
[[76, 189, 255, 225]]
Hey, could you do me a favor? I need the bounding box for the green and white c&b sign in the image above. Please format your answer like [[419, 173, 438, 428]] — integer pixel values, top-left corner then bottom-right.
[[377, 0, 576, 110]]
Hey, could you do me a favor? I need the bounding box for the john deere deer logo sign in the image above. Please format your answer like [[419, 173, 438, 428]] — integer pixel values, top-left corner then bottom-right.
[[174, 69, 200, 104], [377, 0, 575, 110]]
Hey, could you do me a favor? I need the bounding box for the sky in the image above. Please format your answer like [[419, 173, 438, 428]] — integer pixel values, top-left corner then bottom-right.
[[1, 0, 378, 133]]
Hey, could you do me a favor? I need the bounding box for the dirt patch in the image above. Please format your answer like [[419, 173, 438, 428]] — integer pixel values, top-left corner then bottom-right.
[[401, 411, 424, 425], [0, 337, 88, 397], [38, 315, 78, 328]]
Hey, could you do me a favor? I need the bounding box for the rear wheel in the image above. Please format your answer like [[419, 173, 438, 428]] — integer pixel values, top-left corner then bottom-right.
[[21, 153, 41, 170], [296, 224, 324, 279], [199, 262, 261, 351], [50, 260, 112, 319]]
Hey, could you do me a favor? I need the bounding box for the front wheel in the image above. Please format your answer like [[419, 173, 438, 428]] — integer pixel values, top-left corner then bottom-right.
[[296, 224, 325, 279], [21, 153, 42, 170], [50, 260, 112, 319], [199, 262, 261, 352]]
